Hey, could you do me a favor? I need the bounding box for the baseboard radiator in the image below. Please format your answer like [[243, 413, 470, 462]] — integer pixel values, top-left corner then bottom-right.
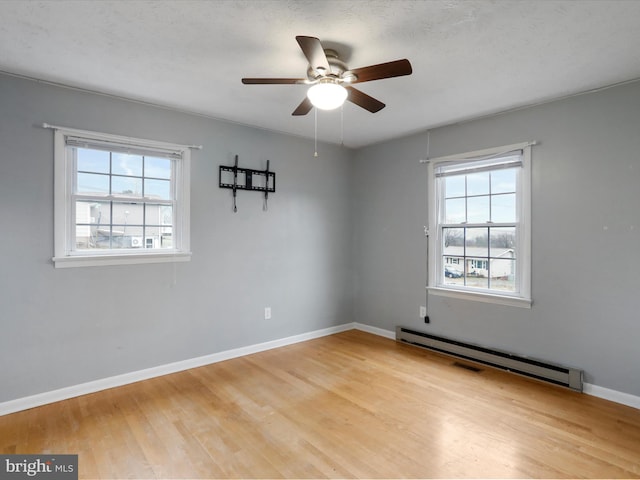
[[396, 326, 583, 392]]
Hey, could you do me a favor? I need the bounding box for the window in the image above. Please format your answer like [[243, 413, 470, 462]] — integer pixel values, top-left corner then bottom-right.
[[428, 142, 532, 307], [53, 126, 193, 268]]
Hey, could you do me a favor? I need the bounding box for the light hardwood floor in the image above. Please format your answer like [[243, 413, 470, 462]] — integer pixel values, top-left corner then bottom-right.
[[2, 330, 639, 478]]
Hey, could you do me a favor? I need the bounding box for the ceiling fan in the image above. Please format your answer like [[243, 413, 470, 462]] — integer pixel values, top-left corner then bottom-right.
[[242, 36, 413, 116]]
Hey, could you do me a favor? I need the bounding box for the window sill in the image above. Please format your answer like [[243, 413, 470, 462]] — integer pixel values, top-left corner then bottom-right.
[[427, 286, 532, 308], [53, 251, 192, 268]]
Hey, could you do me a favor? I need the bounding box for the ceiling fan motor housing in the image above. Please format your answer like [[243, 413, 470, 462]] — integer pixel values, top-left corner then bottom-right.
[[307, 49, 352, 82]]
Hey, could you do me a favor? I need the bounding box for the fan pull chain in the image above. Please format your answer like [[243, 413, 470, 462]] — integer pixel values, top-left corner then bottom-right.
[[314, 108, 318, 157], [340, 104, 344, 147]]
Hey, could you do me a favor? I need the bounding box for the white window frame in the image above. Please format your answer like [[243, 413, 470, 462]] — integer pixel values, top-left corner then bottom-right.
[[52, 126, 192, 268], [427, 142, 533, 308]]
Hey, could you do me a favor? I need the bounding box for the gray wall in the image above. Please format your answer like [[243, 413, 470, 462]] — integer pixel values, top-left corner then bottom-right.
[[352, 80, 640, 396], [2, 71, 640, 404], [0, 73, 354, 402]]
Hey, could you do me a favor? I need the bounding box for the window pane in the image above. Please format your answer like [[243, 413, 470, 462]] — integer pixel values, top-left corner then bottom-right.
[[77, 148, 109, 173], [76, 201, 111, 225], [145, 157, 171, 179], [491, 193, 516, 223], [491, 168, 516, 194], [75, 225, 112, 250], [443, 262, 464, 285], [490, 227, 516, 254], [94, 226, 113, 249], [112, 202, 143, 226], [466, 171, 489, 196], [112, 175, 143, 197], [75, 201, 91, 226], [143, 226, 171, 249], [144, 226, 160, 249], [145, 204, 172, 226], [112, 153, 143, 176], [465, 227, 488, 257], [443, 228, 464, 253], [489, 259, 516, 292], [109, 227, 127, 248], [75, 223, 92, 250], [160, 205, 172, 226], [144, 178, 171, 200], [76, 225, 112, 250], [465, 260, 488, 288], [77, 172, 109, 195], [117, 226, 144, 249], [467, 195, 490, 223], [445, 198, 466, 224], [159, 229, 173, 249], [444, 175, 465, 198]]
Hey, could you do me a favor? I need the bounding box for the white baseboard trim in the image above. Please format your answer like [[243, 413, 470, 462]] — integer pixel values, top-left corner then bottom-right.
[[0, 322, 356, 417], [583, 383, 640, 410], [3, 322, 638, 415], [353, 322, 396, 339]]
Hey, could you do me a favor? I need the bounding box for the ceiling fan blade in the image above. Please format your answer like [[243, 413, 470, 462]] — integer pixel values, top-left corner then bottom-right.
[[348, 59, 412, 84], [296, 36, 330, 73], [346, 86, 385, 113], [242, 78, 307, 85], [292, 97, 313, 116]]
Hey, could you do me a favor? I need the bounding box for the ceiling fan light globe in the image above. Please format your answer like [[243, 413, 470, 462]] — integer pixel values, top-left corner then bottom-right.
[[307, 83, 348, 110]]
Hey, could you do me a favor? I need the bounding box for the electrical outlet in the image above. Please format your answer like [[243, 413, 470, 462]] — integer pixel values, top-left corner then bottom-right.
[[264, 307, 271, 320], [419, 306, 427, 318]]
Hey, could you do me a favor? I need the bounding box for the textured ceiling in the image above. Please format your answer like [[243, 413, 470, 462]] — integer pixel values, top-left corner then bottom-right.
[[1, 0, 640, 148]]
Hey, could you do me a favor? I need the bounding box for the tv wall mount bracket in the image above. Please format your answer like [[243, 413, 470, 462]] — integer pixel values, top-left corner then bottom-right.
[[219, 155, 276, 212]]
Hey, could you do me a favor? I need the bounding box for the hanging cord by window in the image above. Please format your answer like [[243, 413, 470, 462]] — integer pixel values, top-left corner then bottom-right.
[[424, 130, 431, 323]]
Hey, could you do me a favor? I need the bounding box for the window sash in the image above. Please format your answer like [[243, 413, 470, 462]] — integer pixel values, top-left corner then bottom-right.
[[436, 160, 522, 295], [71, 147, 177, 202], [67, 144, 178, 254], [70, 199, 176, 253]]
